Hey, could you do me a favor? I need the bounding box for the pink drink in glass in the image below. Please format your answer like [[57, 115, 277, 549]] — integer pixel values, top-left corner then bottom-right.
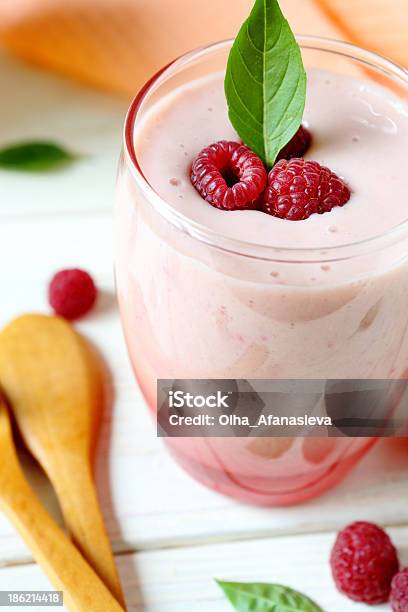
[[115, 38, 408, 505]]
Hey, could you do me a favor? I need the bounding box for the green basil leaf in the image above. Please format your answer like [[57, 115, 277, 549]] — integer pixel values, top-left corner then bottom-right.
[[224, 0, 307, 167], [0, 141, 77, 172], [216, 580, 323, 612]]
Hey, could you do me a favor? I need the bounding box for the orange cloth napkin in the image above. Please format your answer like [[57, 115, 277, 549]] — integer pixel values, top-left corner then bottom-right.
[[0, 0, 406, 97]]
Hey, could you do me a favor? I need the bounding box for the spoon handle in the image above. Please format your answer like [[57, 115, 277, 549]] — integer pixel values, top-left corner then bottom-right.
[[0, 406, 125, 612], [51, 455, 125, 607]]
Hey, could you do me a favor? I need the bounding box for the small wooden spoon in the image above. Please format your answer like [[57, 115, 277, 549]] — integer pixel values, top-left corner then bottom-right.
[[0, 395, 124, 611], [0, 314, 125, 607]]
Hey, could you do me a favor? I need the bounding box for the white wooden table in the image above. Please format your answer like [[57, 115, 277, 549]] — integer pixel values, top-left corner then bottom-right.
[[0, 52, 407, 611]]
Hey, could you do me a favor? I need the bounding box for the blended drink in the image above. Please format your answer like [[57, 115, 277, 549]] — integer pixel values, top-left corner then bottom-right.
[[127, 70, 408, 381], [115, 15, 408, 504]]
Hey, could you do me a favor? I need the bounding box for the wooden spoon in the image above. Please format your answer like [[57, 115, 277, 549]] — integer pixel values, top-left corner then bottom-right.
[[0, 394, 124, 611], [0, 314, 125, 607]]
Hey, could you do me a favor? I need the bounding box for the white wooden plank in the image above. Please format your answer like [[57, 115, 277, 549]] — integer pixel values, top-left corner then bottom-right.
[[0, 52, 127, 218], [0, 212, 407, 569], [1, 527, 407, 611]]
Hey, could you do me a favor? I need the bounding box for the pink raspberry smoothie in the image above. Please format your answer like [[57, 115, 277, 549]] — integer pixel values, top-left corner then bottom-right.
[[115, 41, 408, 505]]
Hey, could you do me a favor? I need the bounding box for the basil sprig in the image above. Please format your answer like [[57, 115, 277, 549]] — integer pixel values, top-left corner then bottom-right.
[[225, 0, 307, 167], [217, 580, 323, 611], [0, 141, 77, 172]]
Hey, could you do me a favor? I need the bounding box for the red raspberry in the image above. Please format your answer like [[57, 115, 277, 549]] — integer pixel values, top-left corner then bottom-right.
[[330, 522, 399, 605], [49, 269, 97, 320], [391, 568, 408, 612], [263, 158, 351, 221], [277, 125, 312, 161], [191, 141, 266, 210]]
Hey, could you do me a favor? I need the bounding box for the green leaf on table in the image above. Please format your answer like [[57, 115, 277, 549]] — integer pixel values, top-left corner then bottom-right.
[[224, 0, 307, 167], [216, 580, 323, 612], [0, 141, 77, 172]]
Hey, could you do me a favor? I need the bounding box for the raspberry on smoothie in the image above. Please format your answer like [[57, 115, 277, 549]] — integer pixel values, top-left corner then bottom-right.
[[190, 141, 266, 210], [263, 159, 351, 221], [277, 125, 312, 161]]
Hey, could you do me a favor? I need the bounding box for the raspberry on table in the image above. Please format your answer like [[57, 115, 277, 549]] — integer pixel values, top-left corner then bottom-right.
[[190, 141, 267, 210], [277, 125, 312, 161], [330, 521, 399, 605], [391, 568, 408, 612], [263, 158, 351, 221], [49, 268, 98, 320]]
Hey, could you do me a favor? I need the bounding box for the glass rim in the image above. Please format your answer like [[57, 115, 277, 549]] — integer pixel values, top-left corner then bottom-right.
[[123, 35, 408, 263]]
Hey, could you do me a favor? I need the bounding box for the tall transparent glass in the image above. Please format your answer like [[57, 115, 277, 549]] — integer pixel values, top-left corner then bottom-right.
[[115, 37, 408, 506]]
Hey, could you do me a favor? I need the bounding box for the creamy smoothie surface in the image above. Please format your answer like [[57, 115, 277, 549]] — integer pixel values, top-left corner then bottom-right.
[[135, 69, 408, 249]]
